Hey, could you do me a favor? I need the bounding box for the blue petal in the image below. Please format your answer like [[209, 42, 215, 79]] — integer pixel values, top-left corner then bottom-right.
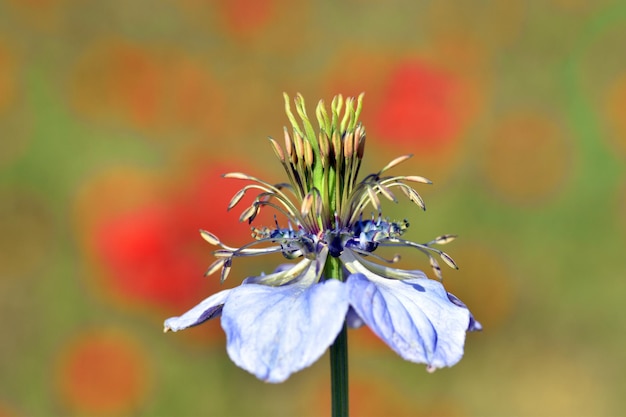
[[164, 289, 231, 332], [346, 272, 471, 369], [221, 279, 349, 383], [446, 292, 482, 332], [346, 307, 364, 328]]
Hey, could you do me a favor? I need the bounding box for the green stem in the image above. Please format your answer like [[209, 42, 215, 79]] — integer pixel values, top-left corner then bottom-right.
[[326, 257, 348, 417], [330, 322, 348, 417]]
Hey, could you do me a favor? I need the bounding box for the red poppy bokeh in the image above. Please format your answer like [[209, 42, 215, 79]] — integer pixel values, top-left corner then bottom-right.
[[76, 161, 275, 321]]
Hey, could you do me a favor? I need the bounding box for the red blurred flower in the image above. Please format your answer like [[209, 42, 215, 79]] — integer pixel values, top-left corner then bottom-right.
[[82, 162, 268, 315], [373, 61, 461, 151]]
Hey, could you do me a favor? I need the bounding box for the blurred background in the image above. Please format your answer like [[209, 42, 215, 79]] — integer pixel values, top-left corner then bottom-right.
[[1, 0, 625, 416]]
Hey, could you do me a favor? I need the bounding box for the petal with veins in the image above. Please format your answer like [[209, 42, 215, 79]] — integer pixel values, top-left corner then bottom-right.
[[164, 289, 232, 332], [221, 279, 348, 383], [346, 272, 470, 369]]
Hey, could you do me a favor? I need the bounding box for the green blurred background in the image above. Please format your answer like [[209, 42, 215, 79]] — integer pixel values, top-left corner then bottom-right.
[[1, 0, 625, 416]]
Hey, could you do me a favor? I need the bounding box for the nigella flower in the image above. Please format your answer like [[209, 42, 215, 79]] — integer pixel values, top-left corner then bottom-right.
[[165, 93, 480, 383]]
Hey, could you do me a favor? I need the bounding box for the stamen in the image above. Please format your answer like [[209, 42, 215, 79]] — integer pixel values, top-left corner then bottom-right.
[[222, 175, 302, 222], [377, 238, 459, 273], [212, 249, 233, 258], [439, 251, 459, 270], [227, 188, 247, 211], [375, 183, 397, 203], [205, 258, 226, 277], [220, 260, 232, 283], [366, 186, 381, 214], [304, 139, 314, 168], [268, 137, 285, 162], [403, 175, 432, 184], [344, 131, 354, 158], [284, 127, 294, 159], [353, 124, 366, 158], [398, 185, 426, 211], [199, 229, 220, 246], [429, 255, 443, 281], [222, 172, 253, 180], [318, 132, 330, 166], [300, 192, 315, 217], [332, 131, 342, 161], [378, 154, 413, 175], [341, 249, 427, 280], [428, 234, 457, 245], [221, 243, 286, 258], [239, 204, 260, 224], [293, 131, 305, 161], [351, 248, 401, 264], [251, 226, 270, 240], [254, 200, 302, 228]]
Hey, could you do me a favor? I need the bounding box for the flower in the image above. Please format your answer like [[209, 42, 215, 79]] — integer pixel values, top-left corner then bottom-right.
[[164, 93, 480, 383]]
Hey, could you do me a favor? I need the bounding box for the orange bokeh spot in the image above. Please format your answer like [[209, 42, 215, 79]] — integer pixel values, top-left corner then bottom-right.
[[216, 0, 274, 39], [56, 329, 149, 416], [69, 40, 225, 137], [604, 72, 626, 157], [0, 402, 19, 417], [349, 324, 390, 353], [111, 47, 162, 129], [483, 111, 571, 205], [167, 58, 223, 133], [71, 41, 163, 130]]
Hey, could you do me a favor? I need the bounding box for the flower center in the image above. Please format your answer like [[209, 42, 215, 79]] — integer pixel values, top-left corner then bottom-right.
[[255, 215, 410, 259]]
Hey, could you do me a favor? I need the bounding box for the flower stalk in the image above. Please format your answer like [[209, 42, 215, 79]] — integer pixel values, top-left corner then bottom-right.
[[325, 255, 348, 417], [330, 322, 349, 417]]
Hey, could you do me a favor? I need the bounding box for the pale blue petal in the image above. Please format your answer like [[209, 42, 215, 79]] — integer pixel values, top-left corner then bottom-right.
[[346, 272, 470, 369], [446, 292, 483, 332], [346, 307, 364, 328], [164, 289, 231, 332], [221, 279, 348, 383]]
